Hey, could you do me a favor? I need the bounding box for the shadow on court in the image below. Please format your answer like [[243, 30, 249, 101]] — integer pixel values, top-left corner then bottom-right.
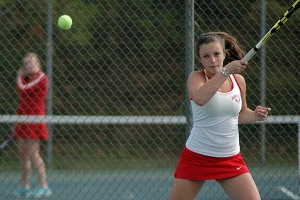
[[0, 167, 298, 200]]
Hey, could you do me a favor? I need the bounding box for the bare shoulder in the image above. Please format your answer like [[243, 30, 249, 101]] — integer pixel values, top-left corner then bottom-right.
[[188, 70, 204, 81], [233, 74, 246, 86]]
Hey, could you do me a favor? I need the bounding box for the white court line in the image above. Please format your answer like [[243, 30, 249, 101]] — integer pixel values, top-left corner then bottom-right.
[[278, 186, 300, 200]]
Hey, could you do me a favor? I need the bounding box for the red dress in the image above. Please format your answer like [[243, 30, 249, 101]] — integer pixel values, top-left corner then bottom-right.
[[15, 71, 49, 140]]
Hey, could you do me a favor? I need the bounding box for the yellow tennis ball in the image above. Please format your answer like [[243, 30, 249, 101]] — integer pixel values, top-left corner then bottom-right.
[[58, 15, 72, 30]]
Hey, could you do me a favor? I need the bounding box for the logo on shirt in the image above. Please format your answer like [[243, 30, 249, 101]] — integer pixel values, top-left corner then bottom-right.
[[231, 94, 241, 103]]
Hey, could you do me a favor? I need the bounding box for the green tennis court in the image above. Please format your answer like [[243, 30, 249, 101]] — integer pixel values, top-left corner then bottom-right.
[[0, 167, 298, 200]]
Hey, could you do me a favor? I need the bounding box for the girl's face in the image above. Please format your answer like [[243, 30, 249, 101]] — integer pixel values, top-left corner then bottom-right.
[[22, 55, 40, 75], [198, 41, 225, 77]]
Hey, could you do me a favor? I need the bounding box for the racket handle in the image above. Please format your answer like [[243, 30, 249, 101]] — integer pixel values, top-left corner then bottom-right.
[[242, 48, 257, 62], [0, 139, 10, 150]]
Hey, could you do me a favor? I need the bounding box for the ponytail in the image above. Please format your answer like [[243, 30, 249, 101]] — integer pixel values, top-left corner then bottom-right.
[[216, 32, 245, 65]]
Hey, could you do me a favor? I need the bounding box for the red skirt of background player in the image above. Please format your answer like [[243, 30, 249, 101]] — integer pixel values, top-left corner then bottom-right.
[[15, 123, 49, 140], [174, 146, 249, 180]]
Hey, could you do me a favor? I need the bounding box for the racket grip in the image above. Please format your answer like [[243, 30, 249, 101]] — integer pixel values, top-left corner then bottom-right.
[[242, 48, 257, 62]]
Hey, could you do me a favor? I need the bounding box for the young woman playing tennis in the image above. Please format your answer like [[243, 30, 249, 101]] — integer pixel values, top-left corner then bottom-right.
[[169, 32, 271, 200], [13, 53, 52, 198]]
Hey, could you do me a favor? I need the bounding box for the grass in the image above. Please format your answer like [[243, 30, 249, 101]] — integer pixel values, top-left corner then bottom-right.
[[0, 142, 297, 170], [0, 144, 179, 170]]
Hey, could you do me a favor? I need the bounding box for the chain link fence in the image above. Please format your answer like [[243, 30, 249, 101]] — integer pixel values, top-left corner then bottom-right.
[[0, 0, 299, 199]]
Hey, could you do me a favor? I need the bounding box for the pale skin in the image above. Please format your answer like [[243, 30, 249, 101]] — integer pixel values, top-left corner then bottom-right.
[[17, 54, 49, 189], [169, 42, 271, 200], [18, 139, 48, 189], [20, 53, 40, 76]]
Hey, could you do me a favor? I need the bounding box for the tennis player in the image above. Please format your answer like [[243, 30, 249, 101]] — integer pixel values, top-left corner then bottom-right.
[[169, 32, 271, 200], [13, 53, 52, 198]]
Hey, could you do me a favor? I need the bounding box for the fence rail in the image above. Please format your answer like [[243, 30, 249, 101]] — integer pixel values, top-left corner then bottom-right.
[[0, 115, 299, 124]]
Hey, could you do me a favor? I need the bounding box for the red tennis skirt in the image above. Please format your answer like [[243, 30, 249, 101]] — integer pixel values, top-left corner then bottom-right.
[[15, 123, 49, 140], [174, 147, 249, 180]]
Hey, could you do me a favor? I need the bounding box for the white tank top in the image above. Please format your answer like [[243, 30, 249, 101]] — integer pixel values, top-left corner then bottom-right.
[[186, 71, 242, 157]]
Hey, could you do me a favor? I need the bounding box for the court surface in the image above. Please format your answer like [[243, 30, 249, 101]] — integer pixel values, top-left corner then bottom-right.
[[0, 167, 298, 200]]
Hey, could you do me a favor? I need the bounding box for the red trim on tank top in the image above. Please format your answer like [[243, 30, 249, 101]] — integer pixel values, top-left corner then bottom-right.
[[232, 74, 242, 94]]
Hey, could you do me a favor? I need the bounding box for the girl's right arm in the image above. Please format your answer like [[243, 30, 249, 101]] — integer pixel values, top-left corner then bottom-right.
[[188, 71, 227, 106]]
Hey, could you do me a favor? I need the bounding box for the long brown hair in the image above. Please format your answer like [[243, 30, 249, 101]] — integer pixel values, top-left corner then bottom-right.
[[196, 32, 245, 66]]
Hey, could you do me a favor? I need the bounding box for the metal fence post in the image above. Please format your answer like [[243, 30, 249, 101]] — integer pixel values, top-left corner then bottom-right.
[[185, 0, 194, 139], [298, 121, 300, 192], [46, 0, 53, 169], [259, 0, 267, 166]]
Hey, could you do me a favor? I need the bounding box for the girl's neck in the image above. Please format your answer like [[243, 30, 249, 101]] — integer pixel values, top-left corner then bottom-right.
[[25, 70, 40, 77], [203, 69, 231, 83], [203, 69, 214, 79]]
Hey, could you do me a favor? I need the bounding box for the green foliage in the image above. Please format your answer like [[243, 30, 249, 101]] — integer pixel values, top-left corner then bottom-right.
[[2, 0, 298, 116], [0, 0, 298, 167]]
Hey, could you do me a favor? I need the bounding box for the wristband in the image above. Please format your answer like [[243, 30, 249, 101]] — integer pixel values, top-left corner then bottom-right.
[[220, 66, 231, 77]]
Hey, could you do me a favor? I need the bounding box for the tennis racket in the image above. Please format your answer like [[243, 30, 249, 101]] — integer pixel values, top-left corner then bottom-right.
[[243, 0, 300, 62], [0, 137, 13, 151], [0, 125, 16, 154]]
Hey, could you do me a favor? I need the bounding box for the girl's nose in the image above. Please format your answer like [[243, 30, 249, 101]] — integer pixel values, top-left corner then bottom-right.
[[210, 56, 216, 63]]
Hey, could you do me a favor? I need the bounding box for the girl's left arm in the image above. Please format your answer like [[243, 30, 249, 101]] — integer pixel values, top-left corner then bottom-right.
[[236, 74, 271, 124]]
